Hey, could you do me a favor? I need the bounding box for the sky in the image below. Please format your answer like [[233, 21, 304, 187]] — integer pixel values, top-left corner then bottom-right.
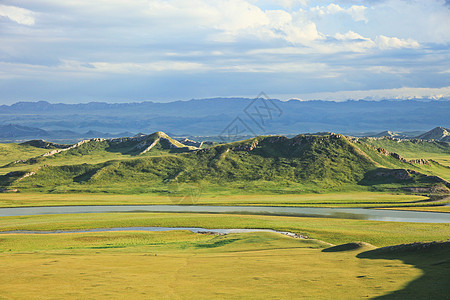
[[0, 0, 449, 104]]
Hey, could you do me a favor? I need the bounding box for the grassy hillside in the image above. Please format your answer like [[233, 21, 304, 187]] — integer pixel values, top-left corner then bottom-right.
[[0, 142, 63, 175], [359, 137, 450, 166], [354, 138, 450, 182], [0, 132, 197, 182], [1, 133, 448, 195]]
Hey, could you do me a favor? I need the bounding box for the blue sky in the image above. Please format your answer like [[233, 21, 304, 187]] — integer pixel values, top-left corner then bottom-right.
[[0, 0, 449, 104]]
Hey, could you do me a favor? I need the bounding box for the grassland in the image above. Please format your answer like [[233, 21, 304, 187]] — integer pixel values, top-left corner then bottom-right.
[[0, 191, 435, 208], [0, 228, 448, 299]]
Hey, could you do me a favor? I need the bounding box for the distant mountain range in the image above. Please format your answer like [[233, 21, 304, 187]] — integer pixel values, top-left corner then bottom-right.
[[364, 127, 450, 142], [0, 98, 448, 139], [1, 122, 449, 144], [0, 124, 133, 141], [417, 127, 450, 142]]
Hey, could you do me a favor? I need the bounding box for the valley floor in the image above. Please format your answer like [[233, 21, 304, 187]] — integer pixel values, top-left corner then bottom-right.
[[0, 181, 448, 299], [0, 229, 448, 299]]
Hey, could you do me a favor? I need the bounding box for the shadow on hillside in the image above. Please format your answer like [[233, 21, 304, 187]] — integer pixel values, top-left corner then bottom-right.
[[358, 168, 414, 186], [0, 171, 27, 188], [357, 242, 450, 299], [358, 167, 446, 188], [104, 144, 192, 156]]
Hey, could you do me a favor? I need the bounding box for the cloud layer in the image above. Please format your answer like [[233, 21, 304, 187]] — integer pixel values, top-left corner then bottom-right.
[[0, 0, 449, 103]]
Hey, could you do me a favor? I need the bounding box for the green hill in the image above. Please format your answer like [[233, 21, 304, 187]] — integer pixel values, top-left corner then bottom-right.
[[0, 142, 61, 175], [355, 137, 450, 181], [357, 137, 450, 163], [1, 132, 194, 169], [1, 133, 448, 194]]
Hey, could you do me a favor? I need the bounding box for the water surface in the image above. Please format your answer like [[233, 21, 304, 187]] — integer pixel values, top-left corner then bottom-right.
[[0, 205, 449, 223]]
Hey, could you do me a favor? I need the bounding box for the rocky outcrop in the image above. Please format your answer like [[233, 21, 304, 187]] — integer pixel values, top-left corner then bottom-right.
[[409, 158, 430, 165], [231, 139, 259, 151], [0, 188, 18, 193], [373, 147, 409, 163], [18, 171, 36, 181], [178, 138, 203, 148]]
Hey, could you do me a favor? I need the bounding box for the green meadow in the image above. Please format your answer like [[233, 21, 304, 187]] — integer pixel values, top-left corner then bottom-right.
[[0, 215, 449, 299], [0, 191, 434, 208], [0, 231, 419, 299]]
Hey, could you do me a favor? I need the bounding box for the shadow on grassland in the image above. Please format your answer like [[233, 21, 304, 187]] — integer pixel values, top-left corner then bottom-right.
[[357, 241, 450, 299]]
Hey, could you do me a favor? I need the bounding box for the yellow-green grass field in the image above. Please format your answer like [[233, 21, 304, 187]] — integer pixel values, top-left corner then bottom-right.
[[0, 192, 433, 208], [1, 214, 449, 299], [0, 230, 448, 299], [1, 213, 449, 247]]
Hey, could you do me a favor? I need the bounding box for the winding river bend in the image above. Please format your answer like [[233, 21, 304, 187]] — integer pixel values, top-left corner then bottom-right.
[[1, 205, 449, 223]]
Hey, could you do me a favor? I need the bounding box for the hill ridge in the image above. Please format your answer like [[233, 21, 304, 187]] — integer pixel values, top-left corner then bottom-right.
[[1, 131, 449, 194], [2, 132, 194, 168]]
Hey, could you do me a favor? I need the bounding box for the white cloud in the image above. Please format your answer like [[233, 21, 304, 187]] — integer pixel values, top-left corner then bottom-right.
[[274, 0, 308, 9], [375, 35, 420, 49], [90, 61, 207, 73], [334, 31, 366, 41], [144, 0, 322, 45], [366, 66, 411, 74], [310, 3, 368, 22], [332, 31, 420, 52], [222, 61, 327, 73], [347, 5, 367, 23], [0, 0, 448, 102], [0, 4, 35, 25]]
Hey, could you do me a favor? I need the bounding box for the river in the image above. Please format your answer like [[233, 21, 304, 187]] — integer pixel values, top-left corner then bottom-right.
[[1, 205, 449, 223]]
